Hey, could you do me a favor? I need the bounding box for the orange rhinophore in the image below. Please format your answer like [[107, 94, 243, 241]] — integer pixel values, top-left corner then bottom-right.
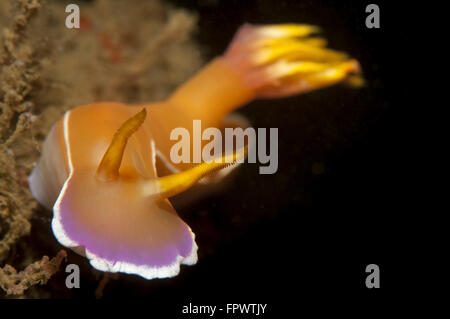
[[29, 24, 363, 279]]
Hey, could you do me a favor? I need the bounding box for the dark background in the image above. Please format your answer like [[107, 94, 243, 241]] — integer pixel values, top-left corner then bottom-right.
[[11, 0, 421, 315]]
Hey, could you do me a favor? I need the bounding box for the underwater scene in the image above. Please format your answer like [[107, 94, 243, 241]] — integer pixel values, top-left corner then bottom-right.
[[0, 0, 411, 315]]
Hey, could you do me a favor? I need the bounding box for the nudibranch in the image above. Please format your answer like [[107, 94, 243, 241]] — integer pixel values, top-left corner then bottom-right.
[[29, 24, 363, 279]]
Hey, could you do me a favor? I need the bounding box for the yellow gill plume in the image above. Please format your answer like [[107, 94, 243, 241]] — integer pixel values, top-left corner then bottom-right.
[[225, 23, 364, 97]]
